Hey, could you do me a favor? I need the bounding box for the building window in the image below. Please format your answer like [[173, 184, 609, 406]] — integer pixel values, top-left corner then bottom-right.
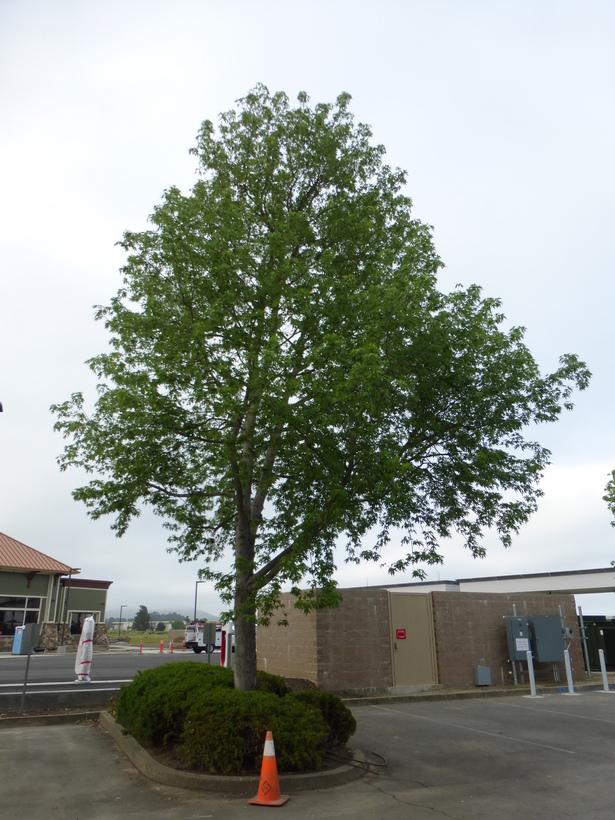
[[0, 596, 44, 636], [68, 611, 100, 635]]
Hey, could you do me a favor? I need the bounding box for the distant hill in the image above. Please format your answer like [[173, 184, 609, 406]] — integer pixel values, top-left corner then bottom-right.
[[193, 611, 220, 623], [109, 608, 220, 622], [149, 611, 189, 622], [149, 610, 220, 623]]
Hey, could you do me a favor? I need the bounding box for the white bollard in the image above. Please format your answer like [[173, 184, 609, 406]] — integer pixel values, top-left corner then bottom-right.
[[224, 631, 233, 668], [598, 649, 612, 693], [526, 650, 538, 697], [563, 649, 578, 695]]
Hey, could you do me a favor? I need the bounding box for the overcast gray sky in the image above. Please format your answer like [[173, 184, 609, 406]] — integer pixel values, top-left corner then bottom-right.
[[1, 1, 614, 619]]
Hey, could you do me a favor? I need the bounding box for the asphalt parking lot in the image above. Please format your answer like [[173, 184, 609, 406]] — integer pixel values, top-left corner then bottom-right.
[[3, 689, 615, 819]]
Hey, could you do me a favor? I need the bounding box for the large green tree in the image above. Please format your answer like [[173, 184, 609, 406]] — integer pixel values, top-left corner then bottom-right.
[[52, 86, 590, 690]]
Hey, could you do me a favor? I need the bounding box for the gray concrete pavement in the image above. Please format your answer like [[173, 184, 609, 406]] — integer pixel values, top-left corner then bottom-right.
[[3, 690, 615, 818]]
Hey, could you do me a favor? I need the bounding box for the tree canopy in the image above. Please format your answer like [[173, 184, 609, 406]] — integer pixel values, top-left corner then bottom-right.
[[52, 85, 590, 689]]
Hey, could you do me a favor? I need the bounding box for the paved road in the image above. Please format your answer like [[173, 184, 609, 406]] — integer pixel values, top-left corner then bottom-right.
[[0, 648, 220, 683], [0, 648, 221, 710], [3, 690, 615, 818]]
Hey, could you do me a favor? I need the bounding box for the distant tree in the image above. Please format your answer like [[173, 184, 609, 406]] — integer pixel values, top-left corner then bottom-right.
[[132, 605, 152, 632], [155, 621, 166, 632], [171, 619, 185, 629], [52, 85, 590, 691], [604, 471, 615, 527]]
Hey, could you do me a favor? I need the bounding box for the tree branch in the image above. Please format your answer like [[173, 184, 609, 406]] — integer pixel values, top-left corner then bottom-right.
[[146, 482, 233, 500]]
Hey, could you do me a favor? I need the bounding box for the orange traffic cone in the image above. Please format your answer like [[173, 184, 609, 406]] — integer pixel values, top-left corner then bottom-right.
[[159, 639, 164, 653], [139, 639, 143, 655], [248, 731, 289, 806], [170, 638, 174, 653]]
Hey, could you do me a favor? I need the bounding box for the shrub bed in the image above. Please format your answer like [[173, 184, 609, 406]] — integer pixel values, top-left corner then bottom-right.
[[182, 689, 327, 774], [115, 663, 234, 746], [114, 662, 355, 774]]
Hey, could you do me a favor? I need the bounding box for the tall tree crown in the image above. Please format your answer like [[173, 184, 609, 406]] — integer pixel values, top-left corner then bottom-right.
[[52, 85, 590, 626]]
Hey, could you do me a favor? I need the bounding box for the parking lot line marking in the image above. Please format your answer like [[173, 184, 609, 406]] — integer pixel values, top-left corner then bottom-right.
[[371, 704, 575, 754], [493, 699, 615, 725]]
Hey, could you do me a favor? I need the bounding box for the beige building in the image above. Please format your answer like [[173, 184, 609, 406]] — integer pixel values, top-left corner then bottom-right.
[[256, 580, 590, 695], [0, 531, 111, 651]]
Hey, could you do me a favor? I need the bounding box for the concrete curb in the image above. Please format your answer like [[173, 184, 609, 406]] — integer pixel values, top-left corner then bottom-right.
[[98, 711, 367, 795], [343, 687, 537, 707], [341, 678, 615, 707], [0, 688, 120, 712], [0, 711, 101, 727]]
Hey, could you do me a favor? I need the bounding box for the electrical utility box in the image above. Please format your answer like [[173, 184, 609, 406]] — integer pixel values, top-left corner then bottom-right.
[[528, 616, 565, 662], [505, 617, 532, 662], [11, 623, 41, 656]]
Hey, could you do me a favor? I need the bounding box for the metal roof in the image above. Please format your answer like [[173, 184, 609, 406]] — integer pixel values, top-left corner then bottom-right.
[[379, 566, 615, 596], [0, 531, 74, 574], [59, 578, 112, 589]]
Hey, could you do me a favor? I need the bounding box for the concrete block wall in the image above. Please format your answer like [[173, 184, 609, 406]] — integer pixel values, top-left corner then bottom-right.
[[257, 598, 318, 683], [257, 588, 588, 694], [432, 592, 585, 688], [315, 588, 392, 694], [257, 588, 392, 694]]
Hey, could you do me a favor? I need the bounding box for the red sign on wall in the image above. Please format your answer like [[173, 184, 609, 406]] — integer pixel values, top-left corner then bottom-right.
[[396, 628, 407, 640]]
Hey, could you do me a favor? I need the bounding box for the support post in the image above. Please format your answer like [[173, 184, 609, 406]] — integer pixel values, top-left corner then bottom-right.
[[511, 604, 518, 686], [577, 606, 592, 680], [19, 651, 32, 714]]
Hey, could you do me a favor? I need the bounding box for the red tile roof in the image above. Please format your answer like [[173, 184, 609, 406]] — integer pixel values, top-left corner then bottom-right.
[[0, 532, 74, 574]]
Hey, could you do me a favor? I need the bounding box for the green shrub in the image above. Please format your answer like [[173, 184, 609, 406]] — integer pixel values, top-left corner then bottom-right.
[[115, 662, 234, 746], [291, 691, 357, 746], [181, 689, 327, 774], [256, 670, 290, 696], [114, 662, 351, 775]]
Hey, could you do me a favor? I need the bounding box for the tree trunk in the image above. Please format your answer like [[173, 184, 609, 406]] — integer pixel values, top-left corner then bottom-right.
[[233, 519, 258, 691], [233, 600, 257, 690]]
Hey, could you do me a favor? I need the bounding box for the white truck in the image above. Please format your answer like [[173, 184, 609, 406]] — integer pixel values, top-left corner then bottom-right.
[[184, 622, 234, 654]]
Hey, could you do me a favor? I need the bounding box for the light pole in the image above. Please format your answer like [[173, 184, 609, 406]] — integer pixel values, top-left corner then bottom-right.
[[118, 604, 127, 638], [193, 580, 207, 624], [61, 567, 81, 646]]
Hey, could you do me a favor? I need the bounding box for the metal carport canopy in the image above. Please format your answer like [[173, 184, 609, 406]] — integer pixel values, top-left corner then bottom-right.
[[385, 567, 615, 596]]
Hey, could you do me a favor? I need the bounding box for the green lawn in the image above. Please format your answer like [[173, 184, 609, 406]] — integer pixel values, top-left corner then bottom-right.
[[107, 629, 183, 646]]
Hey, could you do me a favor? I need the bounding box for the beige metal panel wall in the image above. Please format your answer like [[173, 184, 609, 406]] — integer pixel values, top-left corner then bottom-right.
[[388, 592, 437, 686]]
